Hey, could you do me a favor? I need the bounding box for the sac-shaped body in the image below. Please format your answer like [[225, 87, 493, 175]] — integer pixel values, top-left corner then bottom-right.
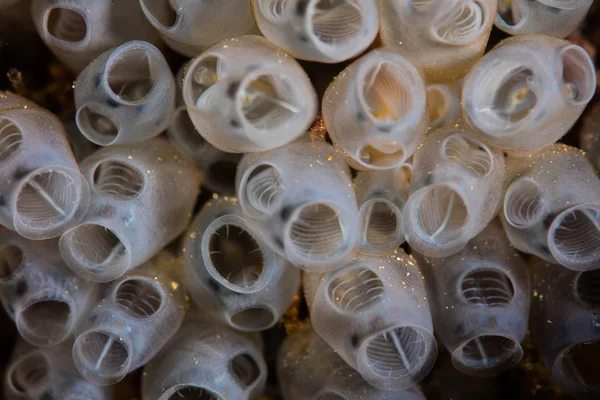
[[403, 121, 506, 258], [303, 251, 437, 390], [379, 0, 497, 83], [496, 0, 593, 38], [72, 254, 186, 386], [74, 40, 175, 146], [184, 197, 300, 331], [0, 92, 90, 240], [236, 138, 359, 270], [501, 144, 600, 271], [0, 227, 98, 347], [278, 324, 427, 400], [4, 340, 111, 400], [31, 0, 160, 71], [59, 138, 202, 282], [463, 34, 596, 156], [183, 35, 318, 153], [530, 257, 600, 398], [354, 167, 410, 254], [413, 221, 531, 377], [322, 49, 429, 170], [142, 313, 267, 400], [140, 0, 259, 57], [167, 65, 241, 194], [252, 0, 379, 63]]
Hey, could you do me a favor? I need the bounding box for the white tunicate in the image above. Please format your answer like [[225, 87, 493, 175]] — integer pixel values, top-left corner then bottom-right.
[[74, 40, 175, 146], [252, 0, 380, 63], [183, 35, 318, 153]]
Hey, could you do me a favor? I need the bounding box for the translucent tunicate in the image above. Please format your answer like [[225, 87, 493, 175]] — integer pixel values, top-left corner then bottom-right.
[[496, 0, 593, 38], [4, 340, 111, 400], [278, 323, 427, 400], [0, 92, 90, 240], [354, 167, 410, 254], [236, 138, 359, 270], [74, 40, 175, 146], [184, 197, 300, 331], [183, 35, 318, 153], [463, 34, 596, 156], [60, 138, 202, 282], [403, 120, 506, 257], [72, 253, 186, 386], [0, 227, 99, 347], [379, 0, 497, 83], [501, 144, 600, 271], [322, 49, 429, 170], [142, 312, 267, 400], [530, 256, 600, 398], [139, 0, 260, 57], [413, 221, 531, 377], [31, 0, 160, 71], [303, 251, 437, 390], [252, 0, 380, 63]]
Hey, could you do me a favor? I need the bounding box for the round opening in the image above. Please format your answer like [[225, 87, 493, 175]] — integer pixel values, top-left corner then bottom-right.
[[243, 164, 284, 216], [491, 67, 537, 123], [461, 269, 515, 306], [188, 55, 221, 108], [239, 74, 303, 132], [230, 354, 260, 387], [17, 299, 72, 345], [434, 0, 483, 44], [361, 60, 411, 123], [416, 185, 468, 244], [442, 133, 494, 177], [0, 116, 22, 163], [549, 205, 600, 267], [107, 47, 160, 103], [363, 326, 430, 378], [46, 8, 87, 42], [287, 203, 347, 263], [93, 161, 144, 198], [164, 386, 224, 400], [559, 45, 596, 105], [230, 307, 275, 331], [309, 0, 363, 48], [459, 335, 522, 374], [60, 224, 129, 281], [559, 341, 600, 389], [140, 0, 177, 29], [504, 179, 543, 229], [15, 168, 81, 233], [496, 0, 522, 27], [575, 269, 600, 308], [9, 352, 49, 395], [76, 105, 119, 146], [357, 145, 405, 169], [74, 331, 130, 384], [361, 200, 401, 248], [328, 267, 384, 313], [208, 224, 265, 291], [115, 278, 163, 318], [0, 245, 23, 280]]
